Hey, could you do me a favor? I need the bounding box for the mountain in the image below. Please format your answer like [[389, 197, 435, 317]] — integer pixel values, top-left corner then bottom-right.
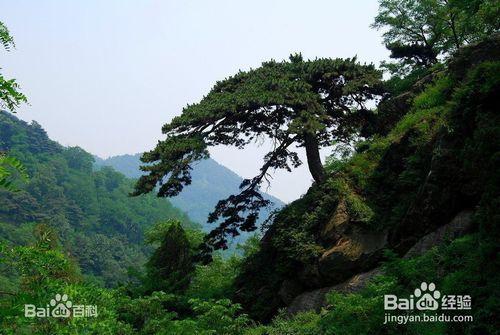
[[95, 154, 285, 244], [0, 112, 197, 287], [233, 37, 500, 322]]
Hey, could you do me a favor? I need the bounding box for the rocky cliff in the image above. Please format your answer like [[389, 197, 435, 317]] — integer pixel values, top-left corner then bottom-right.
[[234, 35, 500, 322]]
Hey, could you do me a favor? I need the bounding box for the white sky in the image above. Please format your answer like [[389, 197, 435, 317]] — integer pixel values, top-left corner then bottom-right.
[[1, 0, 389, 202]]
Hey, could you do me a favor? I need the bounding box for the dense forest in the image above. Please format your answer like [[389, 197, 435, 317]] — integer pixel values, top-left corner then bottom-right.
[[1, 0, 499, 334], [0, 112, 197, 287]]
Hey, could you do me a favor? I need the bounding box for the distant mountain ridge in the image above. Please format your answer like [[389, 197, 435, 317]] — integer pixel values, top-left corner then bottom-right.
[[95, 154, 285, 235]]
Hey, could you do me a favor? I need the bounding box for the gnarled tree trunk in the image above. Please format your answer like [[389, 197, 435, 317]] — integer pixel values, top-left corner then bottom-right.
[[304, 132, 325, 184]]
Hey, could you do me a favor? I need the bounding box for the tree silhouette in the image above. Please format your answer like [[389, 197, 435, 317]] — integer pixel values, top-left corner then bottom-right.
[[134, 54, 383, 251]]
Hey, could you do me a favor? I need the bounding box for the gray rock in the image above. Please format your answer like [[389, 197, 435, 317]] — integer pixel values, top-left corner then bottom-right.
[[285, 286, 332, 315], [286, 267, 383, 315], [278, 280, 304, 305], [286, 210, 474, 315], [320, 199, 350, 242], [404, 210, 473, 259], [317, 226, 387, 283]]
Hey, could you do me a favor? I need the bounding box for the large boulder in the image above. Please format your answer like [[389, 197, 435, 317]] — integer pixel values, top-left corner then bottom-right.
[[320, 199, 350, 242], [287, 267, 383, 315], [317, 224, 387, 283], [278, 279, 304, 305], [286, 209, 474, 315], [293, 197, 388, 288], [403, 210, 473, 259]]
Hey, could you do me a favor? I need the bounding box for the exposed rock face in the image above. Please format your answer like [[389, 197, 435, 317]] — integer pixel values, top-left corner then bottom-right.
[[233, 37, 497, 323], [286, 210, 474, 315], [403, 210, 473, 259], [289, 196, 389, 289], [318, 226, 387, 283], [287, 267, 383, 315], [320, 199, 350, 241], [285, 286, 332, 315], [278, 279, 304, 305]]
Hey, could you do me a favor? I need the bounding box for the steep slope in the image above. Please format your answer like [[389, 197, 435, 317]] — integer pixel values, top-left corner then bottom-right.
[[95, 154, 285, 235], [0, 112, 197, 287], [235, 36, 500, 322]]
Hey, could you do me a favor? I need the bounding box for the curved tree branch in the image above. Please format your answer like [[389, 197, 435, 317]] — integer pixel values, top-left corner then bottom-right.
[[203, 135, 297, 250]]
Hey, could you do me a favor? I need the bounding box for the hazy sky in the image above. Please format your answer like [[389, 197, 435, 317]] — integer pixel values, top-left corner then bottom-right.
[[1, 0, 389, 202]]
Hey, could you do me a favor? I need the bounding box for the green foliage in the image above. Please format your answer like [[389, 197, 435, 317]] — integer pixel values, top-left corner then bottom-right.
[[236, 233, 261, 258], [0, 241, 80, 294], [236, 35, 500, 323], [0, 154, 28, 191], [98, 154, 285, 254], [0, 21, 14, 50], [0, 21, 27, 112], [187, 255, 240, 300], [373, 0, 500, 74], [1, 8, 499, 335], [268, 174, 374, 265], [0, 21, 28, 194], [387, 75, 451, 143], [118, 297, 252, 335], [0, 112, 196, 286], [382, 65, 436, 96], [116, 291, 181, 333], [144, 220, 197, 294], [187, 298, 251, 335], [134, 55, 383, 251], [315, 231, 499, 335], [145, 219, 203, 247], [321, 282, 398, 335], [266, 63, 500, 330], [327, 58, 494, 235], [0, 241, 134, 334], [0, 74, 28, 113], [1, 234, 254, 335], [245, 311, 321, 335], [271, 183, 333, 263]]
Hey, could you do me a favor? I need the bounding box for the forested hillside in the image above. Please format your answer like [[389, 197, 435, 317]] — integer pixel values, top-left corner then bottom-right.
[[0, 112, 196, 287], [96, 154, 284, 233], [1, 1, 499, 334]]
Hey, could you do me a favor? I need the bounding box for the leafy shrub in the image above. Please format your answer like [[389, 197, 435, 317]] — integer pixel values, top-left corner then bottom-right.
[[187, 255, 240, 300], [245, 311, 321, 335]]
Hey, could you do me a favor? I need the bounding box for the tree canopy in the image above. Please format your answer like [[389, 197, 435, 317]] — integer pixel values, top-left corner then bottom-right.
[[134, 55, 383, 251], [372, 0, 500, 73], [144, 220, 200, 293], [0, 111, 197, 286]]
